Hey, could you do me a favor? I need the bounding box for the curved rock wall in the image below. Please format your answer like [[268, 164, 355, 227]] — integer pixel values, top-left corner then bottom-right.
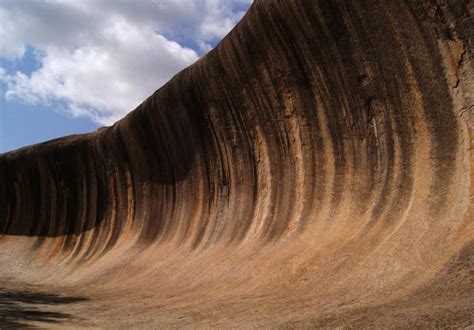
[[0, 0, 473, 327]]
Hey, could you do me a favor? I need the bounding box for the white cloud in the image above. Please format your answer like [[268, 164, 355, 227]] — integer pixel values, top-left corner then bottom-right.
[[200, 0, 248, 39], [0, 0, 251, 125]]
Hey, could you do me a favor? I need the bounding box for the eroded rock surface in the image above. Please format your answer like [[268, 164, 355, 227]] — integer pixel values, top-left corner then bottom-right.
[[1, 0, 473, 327]]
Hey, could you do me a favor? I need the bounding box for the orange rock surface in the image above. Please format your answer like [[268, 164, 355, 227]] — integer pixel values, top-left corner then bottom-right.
[[1, 0, 473, 327]]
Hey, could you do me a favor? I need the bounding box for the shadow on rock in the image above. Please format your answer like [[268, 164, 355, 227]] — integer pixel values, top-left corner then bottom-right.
[[0, 287, 89, 327]]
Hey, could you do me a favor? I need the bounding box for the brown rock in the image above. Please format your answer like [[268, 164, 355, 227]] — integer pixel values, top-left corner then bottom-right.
[[0, 0, 473, 327]]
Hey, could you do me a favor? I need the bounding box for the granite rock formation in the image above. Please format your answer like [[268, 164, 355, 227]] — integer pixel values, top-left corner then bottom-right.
[[1, 0, 473, 327]]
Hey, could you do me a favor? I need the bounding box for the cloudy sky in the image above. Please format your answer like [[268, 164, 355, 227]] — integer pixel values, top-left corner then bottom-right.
[[0, 0, 252, 152]]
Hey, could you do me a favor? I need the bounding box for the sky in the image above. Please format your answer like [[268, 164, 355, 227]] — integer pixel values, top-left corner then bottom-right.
[[0, 0, 252, 153]]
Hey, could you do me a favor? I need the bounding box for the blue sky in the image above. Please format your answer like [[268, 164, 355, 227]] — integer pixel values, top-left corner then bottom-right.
[[0, 0, 251, 153], [1, 46, 98, 152]]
